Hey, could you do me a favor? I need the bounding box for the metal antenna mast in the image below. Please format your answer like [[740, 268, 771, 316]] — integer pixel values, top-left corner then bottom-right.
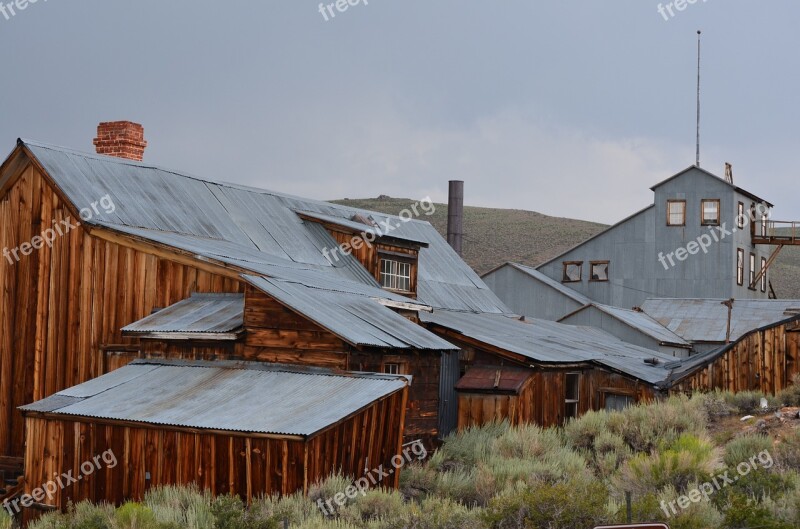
[[696, 30, 702, 167]]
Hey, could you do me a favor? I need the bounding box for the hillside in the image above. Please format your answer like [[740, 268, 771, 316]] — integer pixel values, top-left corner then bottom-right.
[[332, 197, 800, 299]]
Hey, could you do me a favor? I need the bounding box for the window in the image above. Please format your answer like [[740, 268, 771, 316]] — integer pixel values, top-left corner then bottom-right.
[[761, 212, 768, 236], [737, 249, 744, 286], [749, 253, 756, 288], [562, 261, 582, 283], [384, 363, 400, 375], [667, 200, 686, 226], [761, 257, 768, 293], [701, 199, 721, 226], [380, 258, 411, 292], [605, 394, 635, 412], [590, 261, 609, 282], [737, 202, 745, 229], [565, 373, 580, 419]]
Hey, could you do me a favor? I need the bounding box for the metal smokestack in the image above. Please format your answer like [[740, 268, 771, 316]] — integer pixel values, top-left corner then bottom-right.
[[447, 180, 464, 256]]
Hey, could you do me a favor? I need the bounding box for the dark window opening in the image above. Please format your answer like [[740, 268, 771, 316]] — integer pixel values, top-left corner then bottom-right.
[[605, 394, 635, 412], [565, 373, 580, 419]]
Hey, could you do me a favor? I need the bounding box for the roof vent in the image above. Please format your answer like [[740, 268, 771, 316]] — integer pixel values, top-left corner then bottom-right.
[[643, 358, 661, 366]]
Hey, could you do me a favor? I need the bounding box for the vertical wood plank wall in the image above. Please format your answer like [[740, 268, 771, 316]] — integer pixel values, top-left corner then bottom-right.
[[0, 166, 243, 459], [23, 386, 407, 511], [672, 325, 800, 394]]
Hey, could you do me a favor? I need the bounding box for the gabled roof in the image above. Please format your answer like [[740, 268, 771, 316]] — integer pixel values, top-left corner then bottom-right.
[[421, 310, 678, 386], [641, 298, 800, 343], [483, 262, 592, 306], [122, 293, 244, 340], [649, 165, 773, 207], [7, 139, 509, 352], [20, 359, 409, 439], [17, 139, 508, 315], [560, 303, 691, 348]]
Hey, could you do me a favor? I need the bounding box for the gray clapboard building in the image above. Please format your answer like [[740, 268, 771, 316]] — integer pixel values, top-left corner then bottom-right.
[[485, 165, 780, 321]]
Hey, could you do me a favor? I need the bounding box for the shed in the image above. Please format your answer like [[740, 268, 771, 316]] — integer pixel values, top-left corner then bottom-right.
[[19, 359, 410, 511], [454, 366, 536, 429]]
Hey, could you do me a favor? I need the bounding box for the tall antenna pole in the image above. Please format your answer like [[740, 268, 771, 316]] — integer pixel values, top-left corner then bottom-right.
[[696, 30, 702, 167]]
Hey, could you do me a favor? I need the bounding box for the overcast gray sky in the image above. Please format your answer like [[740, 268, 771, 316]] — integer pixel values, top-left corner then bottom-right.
[[1, 1, 797, 223]]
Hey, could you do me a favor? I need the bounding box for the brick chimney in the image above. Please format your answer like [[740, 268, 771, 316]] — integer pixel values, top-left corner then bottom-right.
[[93, 121, 147, 161]]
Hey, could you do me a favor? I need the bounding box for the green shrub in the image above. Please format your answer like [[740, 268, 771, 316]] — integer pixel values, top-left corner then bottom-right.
[[143, 484, 213, 529], [250, 493, 322, 527], [723, 434, 772, 468], [623, 487, 723, 529], [482, 478, 609, 529], [399, 462, 437, 499], [113, 503, 158, 529], [0, 510, 14, 529], [777, 375, 800, 407], [339, 489, 405, 524], [70, 501, 115, 529], [430, 422, 509, 471], [615, 434, 717, 496], [721, 492, 793, 529], [26, 511, 70, 529], [776, 430, 800, 471]]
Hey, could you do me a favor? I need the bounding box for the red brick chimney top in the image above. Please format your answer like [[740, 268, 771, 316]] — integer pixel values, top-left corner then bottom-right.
[[93, 121, 147, 161]]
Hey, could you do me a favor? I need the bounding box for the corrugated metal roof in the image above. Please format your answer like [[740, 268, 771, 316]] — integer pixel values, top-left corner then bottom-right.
[[455, 366, 533, 393], [504, 263, 592, 305], [295, 210, 429, 247], [244, 275, 458, 351], [122, 293, 244, 336], [421, 310, 677, 385], [641, 298, 800, 343], [21, 140, 508, 315], [20, 360, 409, 438], [588, 304, 691, 346]]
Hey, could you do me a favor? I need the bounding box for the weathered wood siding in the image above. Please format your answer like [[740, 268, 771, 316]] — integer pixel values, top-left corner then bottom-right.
[[457, 378, 535, 429], [0, 164, 242, 459], [23, 384, 407, 512], [672, 323, 800, 394]]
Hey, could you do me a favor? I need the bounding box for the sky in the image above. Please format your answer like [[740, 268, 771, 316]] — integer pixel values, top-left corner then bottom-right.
[[0, 0, 798, 224]]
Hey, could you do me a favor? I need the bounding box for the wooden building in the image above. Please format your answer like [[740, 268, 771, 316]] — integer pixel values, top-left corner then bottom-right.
[[421, 310, 670, 429], [19, 360, 409, 513]]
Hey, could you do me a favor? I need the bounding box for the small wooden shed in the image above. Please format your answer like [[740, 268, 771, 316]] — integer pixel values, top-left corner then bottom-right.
[[19, 359, 409, 512], [455, 366, 535, 429]]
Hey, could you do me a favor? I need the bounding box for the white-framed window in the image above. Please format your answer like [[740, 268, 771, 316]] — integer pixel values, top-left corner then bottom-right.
[[667, 200, 686, 226], [701, 199, 720, 226], [380, 258, 411, 291], [761, 212, 768, 236], [737, 249, 744, 286], [384, 363, 400, 375], [750, 253, 756, 288], [761, 257, 768, 293]]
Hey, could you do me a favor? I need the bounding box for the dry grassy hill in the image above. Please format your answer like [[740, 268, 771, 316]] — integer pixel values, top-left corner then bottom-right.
[[332, 197, 800, 299]]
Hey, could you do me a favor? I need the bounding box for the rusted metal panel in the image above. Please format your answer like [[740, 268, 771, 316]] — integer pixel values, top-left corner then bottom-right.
[[455, 366, 533, 393]]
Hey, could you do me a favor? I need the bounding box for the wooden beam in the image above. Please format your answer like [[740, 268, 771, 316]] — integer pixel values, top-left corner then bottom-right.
[[750, 244, 783, 290]]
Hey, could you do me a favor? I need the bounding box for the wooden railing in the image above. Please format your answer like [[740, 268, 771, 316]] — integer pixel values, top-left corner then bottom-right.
[[753, 221, 800, 245]]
